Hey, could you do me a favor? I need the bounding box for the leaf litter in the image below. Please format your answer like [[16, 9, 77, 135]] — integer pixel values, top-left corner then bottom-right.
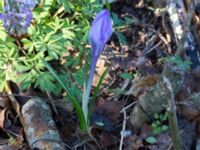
[[1, 0, 200, 149]]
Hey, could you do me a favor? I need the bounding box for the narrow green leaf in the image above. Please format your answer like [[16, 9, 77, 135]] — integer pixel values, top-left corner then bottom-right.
[[41, 58, 87, 130], [105, 0, 111, 11], [89, 67, 109, 112]]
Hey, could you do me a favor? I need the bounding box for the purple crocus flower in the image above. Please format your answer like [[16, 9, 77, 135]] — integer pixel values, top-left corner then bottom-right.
[[0, 0, 35, 36], [88, 9, 112, 93], [82, 9, 112, 124], [89, 9, 113, 59]]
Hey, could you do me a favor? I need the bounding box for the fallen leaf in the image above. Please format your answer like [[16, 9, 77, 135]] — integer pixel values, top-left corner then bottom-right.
[[95, 99, 124, 122], [128, 134, 144, 150], [0, 97, 12, 110], [0, 109, 11, 129], [100, 131, 118, 148]]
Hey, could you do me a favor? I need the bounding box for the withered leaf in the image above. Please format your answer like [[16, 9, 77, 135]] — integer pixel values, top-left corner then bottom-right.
[[0, 109, 11, 129]]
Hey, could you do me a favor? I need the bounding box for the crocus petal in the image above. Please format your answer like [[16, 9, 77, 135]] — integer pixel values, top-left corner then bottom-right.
[[0, 14, 3, 20], [89, 9, 112, 59]]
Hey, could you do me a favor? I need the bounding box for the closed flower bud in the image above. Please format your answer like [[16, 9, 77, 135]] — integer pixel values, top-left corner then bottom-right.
[[89, 9, 112, 59], [82, 9, 113, 124]]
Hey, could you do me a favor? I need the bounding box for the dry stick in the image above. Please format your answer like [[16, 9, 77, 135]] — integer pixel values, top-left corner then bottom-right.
[[121, 101, 137, 112], [175, 1, 194, 56], [46, 90, 58, 115], [163, 77, 182, 150], [119, 101, 136, 150], [119, 109, 127, 150], [145, 40, 163, 54], [148, 28, 172, 53]]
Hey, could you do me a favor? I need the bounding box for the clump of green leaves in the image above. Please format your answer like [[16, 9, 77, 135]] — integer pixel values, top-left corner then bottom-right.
[[0, 0, 102, 97], [145, 112, 169, 145], [159, 56, 191, 71], [151, 112, 168, 135], [0, 0, 113, 131]]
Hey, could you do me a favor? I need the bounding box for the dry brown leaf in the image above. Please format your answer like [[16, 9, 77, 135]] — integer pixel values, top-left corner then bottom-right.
[[128, 134, 144, 150], [0, 109, 11, 130], [0, 108, 11, 129], [126, 74, 160, 96], [0, 97, 12, 110], [0, 109, 6, 129], [99, 131, 117, 148], [95, 99, 124, 122]]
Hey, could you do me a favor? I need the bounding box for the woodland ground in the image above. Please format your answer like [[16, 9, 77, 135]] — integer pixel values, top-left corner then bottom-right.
[[0, 0, 200, 150]]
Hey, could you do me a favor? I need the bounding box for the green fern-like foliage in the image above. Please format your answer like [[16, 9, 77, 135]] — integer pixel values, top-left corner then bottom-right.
[[0, 0, 102, 96]]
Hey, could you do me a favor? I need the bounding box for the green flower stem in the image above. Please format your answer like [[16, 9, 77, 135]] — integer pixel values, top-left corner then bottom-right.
[[82, 60, 97, 127]]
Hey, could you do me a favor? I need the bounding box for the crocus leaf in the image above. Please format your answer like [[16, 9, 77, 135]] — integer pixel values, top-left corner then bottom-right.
[[41, 58, 87, 131]]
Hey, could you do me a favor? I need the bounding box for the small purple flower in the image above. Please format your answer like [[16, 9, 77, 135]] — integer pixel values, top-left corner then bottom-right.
[[87, 9, 112, 95], [88, 9, 112, 90], [82, 9, 112, 124], [89, 9, 113, 59], [17, 0, 36, 8], [0, 0, 35, 36]]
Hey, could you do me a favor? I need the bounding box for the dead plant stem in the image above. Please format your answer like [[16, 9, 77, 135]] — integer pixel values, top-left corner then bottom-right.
[[119, 109, 127, 150], [163, 77, 182, 150]]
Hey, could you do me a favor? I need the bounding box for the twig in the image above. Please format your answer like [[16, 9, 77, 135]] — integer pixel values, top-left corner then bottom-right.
[[119, 109, 127, 150], [163, 76, 182, 150], [148, 28, 172, 53], [145, 40, 163, 55], [175, 1, 194, 56], [15, 38, 29, 58], [46, 91, 58, 115], [120, 101, 137, 113]]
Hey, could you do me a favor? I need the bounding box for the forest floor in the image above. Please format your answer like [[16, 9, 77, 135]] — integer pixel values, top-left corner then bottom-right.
[[1, 0, 200, 149]]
